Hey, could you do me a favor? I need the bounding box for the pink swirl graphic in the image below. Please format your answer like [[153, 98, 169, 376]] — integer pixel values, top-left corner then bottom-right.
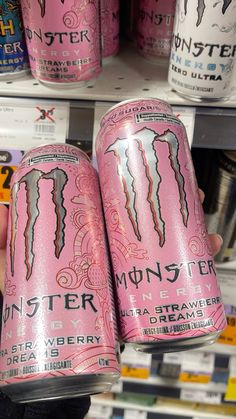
[[188, 236, 205, 257], [63, 10, 79, 28], [56, 267, 83, 289]]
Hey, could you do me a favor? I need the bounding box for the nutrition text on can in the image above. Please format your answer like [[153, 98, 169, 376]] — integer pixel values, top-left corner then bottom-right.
[[96, 98, 226, 353]]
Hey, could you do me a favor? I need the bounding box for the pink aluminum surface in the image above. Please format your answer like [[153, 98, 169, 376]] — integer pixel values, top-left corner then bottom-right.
[[96, 99, 226, 346], [0, 144, 119, 387]]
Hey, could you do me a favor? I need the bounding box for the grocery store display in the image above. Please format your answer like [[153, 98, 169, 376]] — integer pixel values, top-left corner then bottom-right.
[[204, 150, 236, 263], [96, 98, 226, 353], [0, 143, 120, 403], [101, 0, 120, 58], [0, 0, 235, 415], [20, 0, 101, 86], [0, 0, 29, 78], [168, 0, 236, 101], [136, 0, 176, 63]]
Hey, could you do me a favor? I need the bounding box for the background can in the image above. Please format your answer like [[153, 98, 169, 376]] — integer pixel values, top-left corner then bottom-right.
[[204, 150, 236, 263], [20, 0, 101, 87], [136, 0, 176, 63], [101, 0, 120, 58], [0, 0, 29, 79], [168, 0, 236, 101], [96, 98, 226, 353], [0, 143, 120, 403], [120, 0, 136, 42]]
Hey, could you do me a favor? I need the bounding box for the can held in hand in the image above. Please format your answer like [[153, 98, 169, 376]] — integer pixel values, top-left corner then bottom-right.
[[168, 0, 236, 101], [0, 0, 29, 79], [101, 0, 120, 58], [20, 0, 101, 87], [0, 144, 120, 403], [204, 150, 236, 263], [136, 0, 176, 63], [96, 98, 226, 353]]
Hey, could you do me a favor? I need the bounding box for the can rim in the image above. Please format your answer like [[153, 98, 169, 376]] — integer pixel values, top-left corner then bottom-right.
[[99, 97, 173, 124], [21, 143, 90, 163], [223, 150, 236, 163]]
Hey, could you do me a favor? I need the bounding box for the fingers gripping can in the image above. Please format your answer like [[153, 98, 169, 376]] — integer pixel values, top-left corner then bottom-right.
[[20, 0, 101, 86], [96, 98, 226, 353], [0, 144, 120, 403]]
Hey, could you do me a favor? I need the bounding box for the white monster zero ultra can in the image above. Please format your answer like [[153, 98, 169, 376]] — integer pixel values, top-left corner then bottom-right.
[[168, 0, 236, 101]]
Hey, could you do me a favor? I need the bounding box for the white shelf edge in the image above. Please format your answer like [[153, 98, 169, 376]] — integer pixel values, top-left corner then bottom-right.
[[120, 376, 226, 394], [194, 343, 236, 356], [1, 44, 236, 107], [90, 397, 235, 419]]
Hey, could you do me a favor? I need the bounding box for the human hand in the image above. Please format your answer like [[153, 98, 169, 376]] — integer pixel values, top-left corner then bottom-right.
[[198, 189, 223, 257]]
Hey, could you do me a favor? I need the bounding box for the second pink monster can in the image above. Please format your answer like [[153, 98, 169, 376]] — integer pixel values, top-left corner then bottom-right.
[[101, 0, 120, 58], [96, 98, 226, 353], [0, 144, 120, 403], [136, 0, 176, 63], [20, 0, 101, 86]]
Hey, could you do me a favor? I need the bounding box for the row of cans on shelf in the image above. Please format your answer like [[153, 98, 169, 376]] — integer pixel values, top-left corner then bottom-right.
[[1, 0, 236, 100], [0, 0, 120, 85], [0, 98, 227, 403]]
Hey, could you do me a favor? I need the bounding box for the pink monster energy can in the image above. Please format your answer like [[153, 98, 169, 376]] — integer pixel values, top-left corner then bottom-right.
[[20, 0, 101, 86], [136, 0, 176, 63], [0, 144, 120, 403], [101, 0, 120, 58], [96, 98, 226, 353]]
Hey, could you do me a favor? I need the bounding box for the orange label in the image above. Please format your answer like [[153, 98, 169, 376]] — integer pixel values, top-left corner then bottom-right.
[[0, 165, 16, 203], [121, 365, 150, 379], [179, 372, 211, 384], [218, 315, 236, 346]]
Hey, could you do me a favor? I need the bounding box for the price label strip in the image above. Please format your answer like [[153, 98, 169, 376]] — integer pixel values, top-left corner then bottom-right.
[[124, 409, 147, 419], [0, 149, 23, 203], [111, 380, 123, 393], [121, 346, 152, 379], [218, 304, 236, 346], [179, 352, 215, 384], [225, 356, 236, 402], [0, 98, 69, 151], [88, 403, 112, 419], [181, 389, 221, 405]]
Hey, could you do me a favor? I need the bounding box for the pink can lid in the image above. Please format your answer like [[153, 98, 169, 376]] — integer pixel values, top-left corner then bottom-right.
[[20, 143, 90, 165], [99, 98, 173, 128]]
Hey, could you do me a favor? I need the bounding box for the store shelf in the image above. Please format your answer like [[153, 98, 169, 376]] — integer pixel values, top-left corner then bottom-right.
[[1, 44, 236, 107], [90, 397, 236, 419], [195, 343, 236, 356], [120, 376, 226, 394]]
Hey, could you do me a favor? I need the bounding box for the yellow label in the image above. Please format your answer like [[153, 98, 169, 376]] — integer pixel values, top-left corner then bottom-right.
[[121, 365, 150, 379], [179, 372, 211, 384], [225, 377, 236, 401], [0, 165, 16, 203], [218, 315, 236, 346]]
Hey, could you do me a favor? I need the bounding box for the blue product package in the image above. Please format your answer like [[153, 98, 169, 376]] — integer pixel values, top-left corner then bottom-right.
[[0, 0, 29, 76]]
